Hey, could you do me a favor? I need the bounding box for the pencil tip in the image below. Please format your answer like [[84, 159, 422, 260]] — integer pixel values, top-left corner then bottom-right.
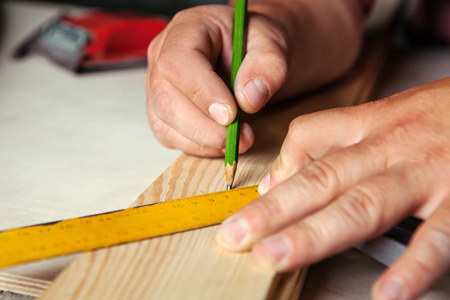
[[225, 162, 237, 191]]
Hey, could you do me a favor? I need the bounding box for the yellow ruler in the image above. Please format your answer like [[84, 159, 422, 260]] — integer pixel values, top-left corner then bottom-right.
[[0, 186, 259, 269]]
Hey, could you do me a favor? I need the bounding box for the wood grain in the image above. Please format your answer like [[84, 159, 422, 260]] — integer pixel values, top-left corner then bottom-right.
[[0, 272, 50, 298], [36, 31, 387, 299], [0, 9, 388, 297]]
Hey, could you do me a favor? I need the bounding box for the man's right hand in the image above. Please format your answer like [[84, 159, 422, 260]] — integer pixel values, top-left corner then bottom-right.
[[145, 4, 294, 156], [145, 1, 364, 156]]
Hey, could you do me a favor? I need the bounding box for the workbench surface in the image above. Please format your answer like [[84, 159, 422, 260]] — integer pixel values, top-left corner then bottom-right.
[[0, 1, 449, 299]]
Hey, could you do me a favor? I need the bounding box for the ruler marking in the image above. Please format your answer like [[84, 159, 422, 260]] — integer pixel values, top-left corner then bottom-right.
[[0, 185, 259, 268]]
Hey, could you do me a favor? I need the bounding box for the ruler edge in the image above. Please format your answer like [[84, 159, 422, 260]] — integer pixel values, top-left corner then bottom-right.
[[0, 186, 259, 269]]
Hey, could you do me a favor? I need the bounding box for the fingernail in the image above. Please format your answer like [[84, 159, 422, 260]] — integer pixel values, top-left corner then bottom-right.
[[216, 215, 249, 250], [254, 235, 290, 268], [208, 103, 230, 125], [258, 172, 270, 195], [244, 79, 269, 109], [378, 279, 406, 300]]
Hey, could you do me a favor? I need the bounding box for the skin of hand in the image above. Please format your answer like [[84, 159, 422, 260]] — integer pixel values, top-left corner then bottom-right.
[[145, 0, 364, 157], [216, 78, 450, 300]]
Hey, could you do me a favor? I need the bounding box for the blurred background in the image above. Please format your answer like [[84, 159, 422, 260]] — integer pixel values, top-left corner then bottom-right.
[[0, 1, 449, 299], [18, 0, 228, 16]]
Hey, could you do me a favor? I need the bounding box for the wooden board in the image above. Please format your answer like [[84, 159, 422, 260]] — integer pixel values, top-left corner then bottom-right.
[[34, 28, 388, 299], [0, 272, 50, 298]]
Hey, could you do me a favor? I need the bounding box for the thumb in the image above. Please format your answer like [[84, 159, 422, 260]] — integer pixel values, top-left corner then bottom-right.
[[233, 14, 289, 113], [259, 107, 365, 194]]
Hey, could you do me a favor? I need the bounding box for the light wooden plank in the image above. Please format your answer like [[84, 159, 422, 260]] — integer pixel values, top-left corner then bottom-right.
[[0, 272, 50, 298]]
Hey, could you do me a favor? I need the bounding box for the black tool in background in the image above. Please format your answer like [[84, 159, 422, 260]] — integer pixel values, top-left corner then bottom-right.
[[356, 216, 422, 266]]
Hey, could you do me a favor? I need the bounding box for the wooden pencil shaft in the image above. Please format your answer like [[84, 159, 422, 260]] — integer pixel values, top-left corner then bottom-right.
[[230, 0, 247, 89], [225, 109, 241, 164]]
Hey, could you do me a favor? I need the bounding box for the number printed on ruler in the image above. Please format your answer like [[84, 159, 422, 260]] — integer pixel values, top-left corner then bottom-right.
[[0, 186, 260, 268]]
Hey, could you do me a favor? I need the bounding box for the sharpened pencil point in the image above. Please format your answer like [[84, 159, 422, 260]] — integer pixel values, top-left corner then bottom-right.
[[225, 162, 237, 191]]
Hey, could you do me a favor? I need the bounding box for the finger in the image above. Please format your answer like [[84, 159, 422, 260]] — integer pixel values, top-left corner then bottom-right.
[[251, 163, 426, 271], [233, 13, 290, 113], [147, 105, 222, 156], [147, 69, 253, 155], [157, 7, 238, 126], [259, 108, 365, 194], [216, 140, 388, 251], [147, 71, 254, 155], [149, 110, 253, 156], [372, 199, 450, 300], [147, 35, 249, 156], [149, 71, 226, 147]]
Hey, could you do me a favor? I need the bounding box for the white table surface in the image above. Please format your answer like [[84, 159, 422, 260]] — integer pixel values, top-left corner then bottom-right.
[[0, 1, 180, 230], [0, 1, 180, 279], [1, 1, 449, 299]]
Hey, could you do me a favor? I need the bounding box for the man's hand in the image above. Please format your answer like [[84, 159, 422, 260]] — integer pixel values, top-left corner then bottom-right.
[[145, 1, 364, 157], [216, 78, 450, 300], [145, 5, 292, 156]]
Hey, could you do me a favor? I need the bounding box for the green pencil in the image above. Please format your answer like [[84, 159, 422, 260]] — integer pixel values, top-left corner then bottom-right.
[[225, 0, 247, 190]]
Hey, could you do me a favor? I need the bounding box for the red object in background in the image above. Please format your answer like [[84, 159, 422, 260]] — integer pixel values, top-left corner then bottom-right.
[[14, 11, 169, 73], [65, 11, 168, 67]]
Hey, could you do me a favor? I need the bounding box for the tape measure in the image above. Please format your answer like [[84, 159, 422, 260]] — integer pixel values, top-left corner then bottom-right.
[[0, 186, 259, 269]]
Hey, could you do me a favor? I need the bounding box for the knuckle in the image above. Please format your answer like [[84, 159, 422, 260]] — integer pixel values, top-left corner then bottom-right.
[[267, 19, 289, 52], [151, 92, 173, 121], [147, 37, 159, 60], [383, 123, 413, 147], [190, 85, 207, 106], [338, 186, 383, 233], [170, 9, 194, 26], [171, 10, 185, 23], [188, 122, 223, 148], [423, 226, 450, 263], [287, 116, 306, 137], [273, 149, 305, 185], [188, 121, 220, 148], [276, 146, 292, 169], [294, 221, 325, 256], [300, 160, 340, 196], [246, 49, 289, 84], [366, 116, 419, 156], [411, 256, 436, 278], [251, 13, 289, 52], [157, 47, 211, 107], [150, 119, 175, 149], [251, 197, 286, 230], [189, 124, 203, 144], [156, 45, 181, 78], [270, 156, 288, 186], [264, 51, 289, 80], [289, 116, 304, 132]]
